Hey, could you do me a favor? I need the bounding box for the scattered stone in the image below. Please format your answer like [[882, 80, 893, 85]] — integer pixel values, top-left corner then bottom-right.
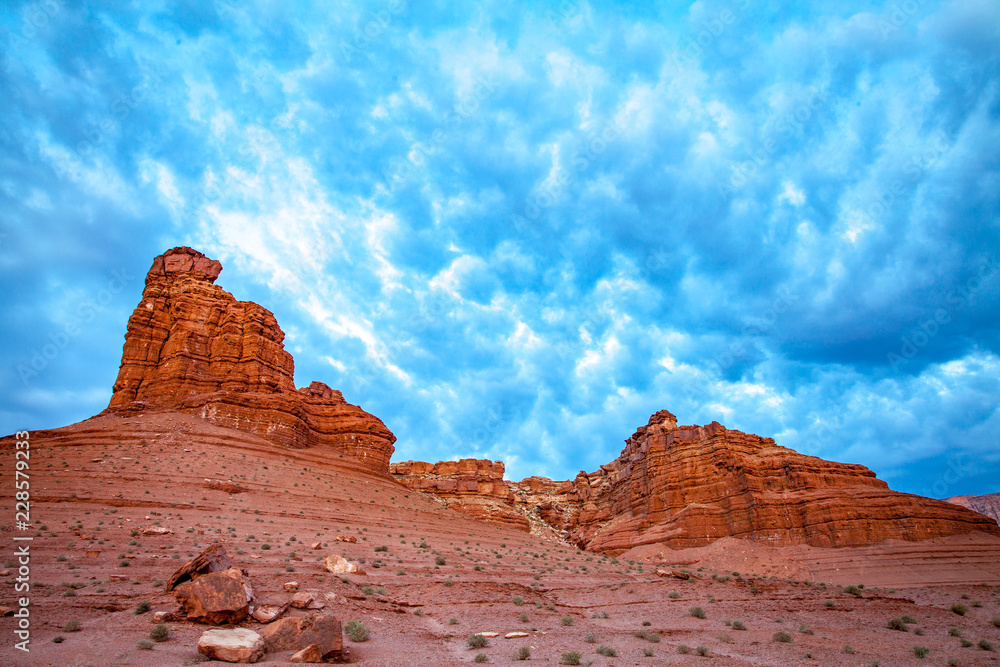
[[289, 644, 323, 663], [0, 606, 12, 616], [86, 551, 100, 558], [323, 554, 364, 575], [174, 568, 252, 624], [290, 591, 314, 609], [166, 544, 234, 591], [143, 525, 173, 536], [197, 627, 265, 663], [109, 574, 129, 581], [311, 542, 321, 550], [335, 535, 357, 543], [505, 632, 529, 639], [479, 632, 500, 638], [251, 602, 289, 623], [260, 615, 342, 660], [284, 581, 299, 591]]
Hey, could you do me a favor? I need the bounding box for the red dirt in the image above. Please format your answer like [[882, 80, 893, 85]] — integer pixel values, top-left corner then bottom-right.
[[1, 412, 999, 666]]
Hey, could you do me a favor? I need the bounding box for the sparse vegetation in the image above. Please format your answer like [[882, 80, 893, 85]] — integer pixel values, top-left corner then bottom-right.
[[950, 603, 968, 616], [844, 645, 856, 654], [584, 633, 597, 643], [513, 595, 523, 606], [345, 620, 370, 642], [468, 634, 489, 649], [512, 646, 531, 660], [689, 606, 706, 619], [134, 601, 151, 615], [474, 654, 488, 663], [773, 631, 793, 643], [150, 623, 169, 642], [561, 616, 574, 626], [561, 651, 582, 665], [843, 584, 863, 596], [731, 620, 746, 631], [137, 640, 154, 650], [696, 645, 710, 656], [913, 645, 930, 658], [595, 644, 617, 656], [678, 645, 692, 654], [888, 617, 909, 631], [64, 620, 81, 632], [980, 639, 995, 652]]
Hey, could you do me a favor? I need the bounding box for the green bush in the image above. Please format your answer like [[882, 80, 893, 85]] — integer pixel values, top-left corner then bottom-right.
[[913, 645, 930, 658], [992, 618, 1000, 628], [689, 606, 706, 619], [512, 646, 530, 660], [843, 584, 862, 596], [696, 646, 709, 656], [773, 631, 793, 643], [595, 645, 617, 656], [948, 626, 962, 637], [678, 645, 692, 654], [150, 623, 169, 642], [732, 620, 746, 630], [467, 634, 489, 649], [136, 640, 154, 650], [950, 603, 968, 616], [584, 633, 596, 643], [473, 654, 488, 663], [561, 651, 582, 665], [134, 601, 151, 615], [513, 595, 523, 606], [901, 614, 917, 624], [345, 620, 370, 642], [980, 639, 994, 652], [435, 556, 446, 566], [561, 616, 574, 626], [642, 647, 654, 657], [888, 617, 909, 631], [64, 620, 81, 632]]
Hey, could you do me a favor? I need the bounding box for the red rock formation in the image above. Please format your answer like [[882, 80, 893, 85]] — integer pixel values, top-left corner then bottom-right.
[[390, 459, 530, 531], [946, 493, 1000, 526], [104, 247, 395, 472], [396, 410, 1000, 553]]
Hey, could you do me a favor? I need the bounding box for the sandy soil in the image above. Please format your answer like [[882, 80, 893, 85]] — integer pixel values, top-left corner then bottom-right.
[[1, 412, 999, 666]]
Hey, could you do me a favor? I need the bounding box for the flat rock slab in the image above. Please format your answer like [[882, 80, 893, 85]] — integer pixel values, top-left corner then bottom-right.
[[260, 615, 343, 659], [478, 632, 500, 638], [197, 627, 265, 663], [167, 543, 233, 591], [290, 644, 323, 663], [505, 632, 529, 638]]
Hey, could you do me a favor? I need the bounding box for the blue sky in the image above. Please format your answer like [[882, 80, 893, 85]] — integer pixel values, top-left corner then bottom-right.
[[2, 0, 998, 498]]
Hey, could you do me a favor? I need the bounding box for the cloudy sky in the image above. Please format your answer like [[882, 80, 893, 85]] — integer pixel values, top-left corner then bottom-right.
[[2, 0, 998, 498]]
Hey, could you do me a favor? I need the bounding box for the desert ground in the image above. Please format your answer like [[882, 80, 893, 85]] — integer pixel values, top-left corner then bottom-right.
[[2, 412, 999, 666]]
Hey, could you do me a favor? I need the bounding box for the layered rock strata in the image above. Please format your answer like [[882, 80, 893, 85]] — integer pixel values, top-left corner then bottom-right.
[[946, 493, 1000, 526], [393, 410, 1000, 553], [104, 247, 395, 471]]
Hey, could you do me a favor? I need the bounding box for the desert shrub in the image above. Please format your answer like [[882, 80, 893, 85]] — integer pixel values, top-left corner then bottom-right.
[[584, 633, 597, 643], [150, 623, 169, 642], [435, 556, 446, 566], [513, 595, 524, 606], [949, 626, 962, 636], [52, 636, 64, 644], [689, 606, 706, 619], [799, 625, 813, 635], [732, 620, 746, 630], [561, 651, 582, 665], [595, 645, 616, 656], [901, 614, 917, 624], [136, 640, 154, 650], [950, 603, 968, 616], [642, 647, 655, 657], [980, 639, 994, 651], [678, 645, 692, 654], [361, 585, 375, 595], [915, 628, 925, 636], [888, 617, 909, 631], [844, 645, 856, 654], [773, 631, 793, 643], [413, 608, 424, 617], [947, 659, 961, 667], [345, 620, 370, 642], [668, 590, 680, 599], [474, 654, 488, 663], [518, 613, 528, 622], [696, 645, 709, 656], [448, 617, 459, 625], [961, 639, 973, 647], [913, 645, 930, 658], [134, 601, 151, 615], [843, 584, 863, 596], [561, 616, 574, 626], [824, 599, 835, 608], [512, 646, 530, 660], [467, 634, 489, 649], [992, 618, 1000, 628], [64, 620, 81, 632]]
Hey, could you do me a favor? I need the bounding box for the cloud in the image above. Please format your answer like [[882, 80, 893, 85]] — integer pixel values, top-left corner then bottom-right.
[[1, 0, 998, 497]]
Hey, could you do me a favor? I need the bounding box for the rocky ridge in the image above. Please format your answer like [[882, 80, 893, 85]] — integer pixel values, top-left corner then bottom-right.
[[104, 246, 396, 471], [393, 410, 1000, 553], [946, 492, 1000, 526]]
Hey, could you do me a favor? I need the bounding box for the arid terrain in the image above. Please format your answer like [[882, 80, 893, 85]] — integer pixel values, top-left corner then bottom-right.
[[2, 248, 999, 666]]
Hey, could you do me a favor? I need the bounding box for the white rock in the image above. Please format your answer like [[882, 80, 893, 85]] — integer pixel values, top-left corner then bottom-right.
[[505, 632, 529, 638], [197, 628, 265, 663]]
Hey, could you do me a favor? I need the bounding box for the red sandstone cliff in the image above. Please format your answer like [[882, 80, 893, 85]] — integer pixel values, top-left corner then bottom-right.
[[392, 410, 1000, 553], [104, 247, 395, 471]]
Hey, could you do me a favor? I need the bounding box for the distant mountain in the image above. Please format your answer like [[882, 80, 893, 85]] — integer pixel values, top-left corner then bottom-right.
[[946, 493, 1000, 526]]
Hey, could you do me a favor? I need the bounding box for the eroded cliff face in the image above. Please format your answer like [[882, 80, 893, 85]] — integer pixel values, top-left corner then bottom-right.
[[392, 410, 1000, 553], [104, 247, 395, 472], [947, 493, 1000, 526]]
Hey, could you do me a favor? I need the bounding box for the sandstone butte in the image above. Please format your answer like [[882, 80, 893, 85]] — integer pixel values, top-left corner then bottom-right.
[[99, 247, 1000, 554], [103, 246, 396, 472]]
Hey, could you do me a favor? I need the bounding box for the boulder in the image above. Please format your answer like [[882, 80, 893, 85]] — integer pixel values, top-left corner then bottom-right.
[[197, 627, 265, 663], [323, 554, 363, 575], [260, 615, 343, 659], [166, 544, 233, 592], [251, 602, 289, 623], [290, 644, 324, 663], [290, 591, 314, 609], [174, 568, 251, 624]]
